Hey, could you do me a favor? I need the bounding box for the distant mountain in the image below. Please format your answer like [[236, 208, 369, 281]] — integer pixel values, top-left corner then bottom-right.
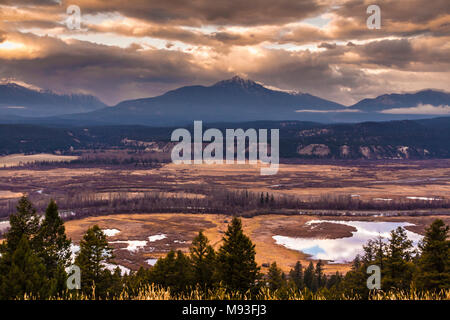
[[349, 89, 450, 112], [59, 76, 345, 126], [0, 83, 107, 117], [1, 78, 448, 126]]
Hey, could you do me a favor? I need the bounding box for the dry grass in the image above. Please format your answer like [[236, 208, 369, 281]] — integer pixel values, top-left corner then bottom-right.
[[22, 285, 450, 300], [65, 213, 450, 275], [0, 153, 78, 168]]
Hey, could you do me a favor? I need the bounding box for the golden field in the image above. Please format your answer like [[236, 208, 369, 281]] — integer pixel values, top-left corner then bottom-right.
[[64, 213, 450, 275]]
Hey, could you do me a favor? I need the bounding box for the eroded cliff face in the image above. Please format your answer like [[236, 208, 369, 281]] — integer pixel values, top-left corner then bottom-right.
[[296, 143, 431, 159]]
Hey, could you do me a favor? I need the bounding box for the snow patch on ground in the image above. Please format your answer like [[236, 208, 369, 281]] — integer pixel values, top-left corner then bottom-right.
[[146, 258, 158, 266], [110, 240, 147, 252], [148, 234, 166, 242], [406, 196, 438, 201], [103, 263, 130, 275], [103, 228, 121, 237]]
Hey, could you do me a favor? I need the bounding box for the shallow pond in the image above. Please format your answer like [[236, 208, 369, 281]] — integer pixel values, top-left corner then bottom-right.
[[273, 220, 423, 263]]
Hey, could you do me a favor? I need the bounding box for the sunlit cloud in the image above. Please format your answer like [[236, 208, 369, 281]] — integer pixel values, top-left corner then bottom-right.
[[0, 40, 24, 50]]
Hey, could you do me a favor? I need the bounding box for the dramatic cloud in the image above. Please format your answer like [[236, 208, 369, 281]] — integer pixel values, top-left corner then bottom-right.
[[0, 0, 448, 105], [65, 0, 327, 26]]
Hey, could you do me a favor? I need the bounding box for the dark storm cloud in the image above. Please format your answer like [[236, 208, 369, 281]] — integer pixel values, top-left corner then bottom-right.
[[356, 39, 415, 68], [68, 0, 325, 26], [335, 0, 449, 24], [318, 42, 337, 49], [332, 0, 450, 38], [354, 38, 450, 70]]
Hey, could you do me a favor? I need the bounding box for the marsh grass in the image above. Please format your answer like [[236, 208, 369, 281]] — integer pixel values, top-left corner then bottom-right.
[[19, 285, 449, 300]]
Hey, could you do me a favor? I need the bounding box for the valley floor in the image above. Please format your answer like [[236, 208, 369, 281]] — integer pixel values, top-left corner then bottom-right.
[[0, 157, 449, 274]]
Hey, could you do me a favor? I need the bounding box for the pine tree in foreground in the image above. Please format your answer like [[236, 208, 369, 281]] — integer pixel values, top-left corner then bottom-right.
[[216, 217, 260, 294], [383, 227, 415, 290], [415, 219, 450, 291], [267, 262, 285, 291], [289, 261, 304, 290], [74, 225, 114, 297], [0, 197, 50, 299], [150, 250, 194, 293], [303, 261, 315, 291], [315, 260, 326, 288], [1, 196, 40, 256], [0, 235, 54, 299], [36, 199, 72, 292], [189, 231, 216, 290]]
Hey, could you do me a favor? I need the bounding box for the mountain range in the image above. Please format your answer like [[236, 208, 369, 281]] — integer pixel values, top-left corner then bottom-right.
[[0, 76, 449, 126]]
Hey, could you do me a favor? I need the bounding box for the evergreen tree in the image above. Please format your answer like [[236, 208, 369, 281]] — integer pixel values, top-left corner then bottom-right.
[[383, 227, 414, 290], [216, 217, 260, 293], [341, 255, 368, 298], [0, 236, 54, 299], [362, 240, 376, 264], [352, 254, 361, 270], [123, 267, 152, 296], [303, 261, 315, 291], [362, 236, 386, 270], [104, 267, 124, 298], [1, 196, 40, 256], [289, 261, 304, 290], [415, 219, 450, 291], [315, 260, 326, 288], [189, 231, 216, 289], [74, 225, 114, 297], [0, 197, 51, 299], [150, 250, 194, 293], [326, 271, 343, 290], [36, 200, 72, 292], [374, 236, 386, 269], [267, 262, 284, 291]]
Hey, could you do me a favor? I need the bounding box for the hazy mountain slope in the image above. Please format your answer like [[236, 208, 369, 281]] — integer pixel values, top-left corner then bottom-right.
[[0, 83, 107, 117], [349, 89, 450, 112]]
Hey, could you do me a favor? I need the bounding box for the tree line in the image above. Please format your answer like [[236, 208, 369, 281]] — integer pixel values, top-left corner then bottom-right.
[[0, 197, 448, 299], [1, 189, 448, 223]]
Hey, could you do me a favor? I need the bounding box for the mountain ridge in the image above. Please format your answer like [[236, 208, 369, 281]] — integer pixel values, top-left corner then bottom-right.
[[0, 77, 449, 125], [349, 89, 450, 112], [1, 117, 449, 159]]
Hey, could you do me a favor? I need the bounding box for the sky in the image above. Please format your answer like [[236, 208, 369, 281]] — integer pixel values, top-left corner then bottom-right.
[[0, 0, 449, 106]]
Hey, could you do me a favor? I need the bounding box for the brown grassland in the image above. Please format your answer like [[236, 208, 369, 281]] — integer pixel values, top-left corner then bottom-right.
[[0, 158, 448, 202]]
